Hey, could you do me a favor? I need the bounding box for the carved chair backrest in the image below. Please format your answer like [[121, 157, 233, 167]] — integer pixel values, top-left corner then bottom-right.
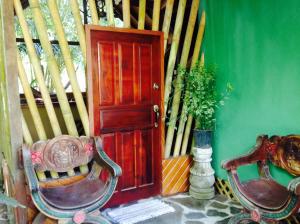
[[263, 135, 300, 176], [30, 135, 95, 181]]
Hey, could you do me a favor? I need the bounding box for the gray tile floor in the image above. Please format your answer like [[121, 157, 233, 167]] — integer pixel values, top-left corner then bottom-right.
[[104, 193, 243, 224]]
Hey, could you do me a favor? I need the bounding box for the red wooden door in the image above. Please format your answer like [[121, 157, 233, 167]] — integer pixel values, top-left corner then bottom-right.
[[86, 26, 164, 206]]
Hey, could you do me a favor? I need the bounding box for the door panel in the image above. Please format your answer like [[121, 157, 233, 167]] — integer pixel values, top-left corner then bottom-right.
[[97, 42, 115, 106], [87, 26, 164, 206]]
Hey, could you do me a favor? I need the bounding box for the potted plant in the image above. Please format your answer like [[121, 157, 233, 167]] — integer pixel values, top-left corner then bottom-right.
[[179, 61, 232, 199], [182, 62, 232, 148]]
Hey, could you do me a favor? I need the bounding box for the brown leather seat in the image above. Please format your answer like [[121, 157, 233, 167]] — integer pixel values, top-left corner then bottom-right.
[[40, 175, 107, 210], [238, 178, 291, 210]]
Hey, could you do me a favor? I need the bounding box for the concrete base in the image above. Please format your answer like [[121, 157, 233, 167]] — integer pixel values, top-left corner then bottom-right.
[[189, 185, 215, 200]]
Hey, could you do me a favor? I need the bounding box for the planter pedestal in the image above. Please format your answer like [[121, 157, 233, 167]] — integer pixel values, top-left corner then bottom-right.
[[189, 146, 215, 199]]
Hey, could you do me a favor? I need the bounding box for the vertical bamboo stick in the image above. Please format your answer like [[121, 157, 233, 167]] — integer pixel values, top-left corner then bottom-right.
[[105, 0, 115, 26], [70, 0, 86, 64], [88, 0, 99, 25], [17, 53, 47, 140], [48, 0, 90, 136], [138, 0, 146, 30], [122, 0, 131, 28], [14, 0, 62, 136], [152, 0, 160, 31], [29, 0, 78, 136], [163, 0, 187, 158], [165, 0, 200, 157], [162, 0, 174, 52], [21, 113, 33, 145], [180, 13, 206, 155]]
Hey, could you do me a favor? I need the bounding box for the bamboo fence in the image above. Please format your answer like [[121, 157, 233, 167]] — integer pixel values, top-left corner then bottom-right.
[[163, 0, 187, 158], [17, 52, 47, 140], [70, 0, 87, 64], [165, 0, 200, 157], [29, 0, 78, 136], [14, 0, 62, 137], [48, 0, 90, 136], [162, 0, 174, 52], [163, 0, 186, 117], [179, 12, 206, 155]]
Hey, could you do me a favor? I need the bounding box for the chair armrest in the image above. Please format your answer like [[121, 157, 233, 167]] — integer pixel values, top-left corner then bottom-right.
[[288, 177, 300, 195], [222, 135, 269, 171], [94, 137, 122, 177], [22, 145, 39, 192]]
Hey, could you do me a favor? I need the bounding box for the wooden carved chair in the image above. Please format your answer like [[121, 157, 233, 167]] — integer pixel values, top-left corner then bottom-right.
[[223, 135, 300, 223], [22, 135, 122, 224]]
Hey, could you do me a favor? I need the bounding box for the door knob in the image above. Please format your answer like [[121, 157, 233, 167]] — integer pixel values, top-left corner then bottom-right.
[[153, 105, 160, 128]]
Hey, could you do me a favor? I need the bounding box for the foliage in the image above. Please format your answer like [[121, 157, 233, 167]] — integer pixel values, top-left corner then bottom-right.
[[180, 62, 233, 130]]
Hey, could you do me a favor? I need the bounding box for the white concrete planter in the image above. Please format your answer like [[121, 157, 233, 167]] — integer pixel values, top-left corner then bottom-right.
[[189, 146, 215, 199]]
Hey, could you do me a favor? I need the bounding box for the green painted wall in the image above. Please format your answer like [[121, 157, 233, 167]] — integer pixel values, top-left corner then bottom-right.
[[205, 0, 300, 185]]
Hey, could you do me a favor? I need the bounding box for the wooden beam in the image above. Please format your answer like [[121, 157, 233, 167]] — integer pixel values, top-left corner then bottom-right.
[[0, 0, 27, 222]]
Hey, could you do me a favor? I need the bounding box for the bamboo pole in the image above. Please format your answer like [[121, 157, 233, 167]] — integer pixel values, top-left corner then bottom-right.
[[1, 2, 27, 221], [48, 0, 90, 136], [105, 0, 115, 26], [21, 113, 33, 145], [138, 0, 146, 30], [162, 0, 174, 52], [14, 0, 62, 136], [165, 0, 200, 157], [88, 0, 99, 25], [132, 6, 152, 28], [70, 0, 86, 64], [122, 0, 130, 28], [17, 53, 47, 140], [163, 0, 187, 158], [180, 12, 206, 155], [152, 0, 160, 31], [29, 0, 78, 136]]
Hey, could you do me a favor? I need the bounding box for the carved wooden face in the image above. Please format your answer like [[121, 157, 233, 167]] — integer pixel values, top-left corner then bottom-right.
[[50, 141, 80, 168], [43, 137, 90, 172]]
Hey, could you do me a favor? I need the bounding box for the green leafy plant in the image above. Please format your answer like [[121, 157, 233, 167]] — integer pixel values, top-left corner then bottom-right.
[[180, 62, 233, 130]]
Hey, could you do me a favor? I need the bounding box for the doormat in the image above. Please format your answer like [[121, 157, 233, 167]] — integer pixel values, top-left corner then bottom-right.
[[106, 199, 175, 224]]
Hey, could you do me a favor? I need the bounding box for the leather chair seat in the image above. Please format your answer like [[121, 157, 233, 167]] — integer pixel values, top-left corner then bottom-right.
[[40, 176, 107, 210], [238, 178, 291, 210]]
